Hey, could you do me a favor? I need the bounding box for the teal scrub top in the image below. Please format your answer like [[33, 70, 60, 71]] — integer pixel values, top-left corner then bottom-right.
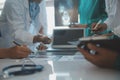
[[78, 0, 108, 36]]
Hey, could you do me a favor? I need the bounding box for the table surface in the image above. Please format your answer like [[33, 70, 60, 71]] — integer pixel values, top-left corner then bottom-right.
[[0, 52, 120, 80]]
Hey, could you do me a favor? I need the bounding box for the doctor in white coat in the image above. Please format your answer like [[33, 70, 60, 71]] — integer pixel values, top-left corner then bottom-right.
[[0, 0, 51, 48]]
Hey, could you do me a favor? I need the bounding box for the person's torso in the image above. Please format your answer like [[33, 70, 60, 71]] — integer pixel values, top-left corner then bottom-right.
[[0, 0, 41, 48], [78, 0, 107, 24]]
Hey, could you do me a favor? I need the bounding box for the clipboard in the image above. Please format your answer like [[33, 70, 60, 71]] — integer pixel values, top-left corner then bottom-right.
[[78, 34, 120, 53]]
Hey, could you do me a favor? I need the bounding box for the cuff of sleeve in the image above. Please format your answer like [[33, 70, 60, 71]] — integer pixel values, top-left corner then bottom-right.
[[113, 27, 120, 38], [104, 20, 112, 31], [14, 30, 34, 45]]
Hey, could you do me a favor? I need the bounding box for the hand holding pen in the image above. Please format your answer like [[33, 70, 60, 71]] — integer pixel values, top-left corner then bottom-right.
[[91, 20, 107, 33], [13, 41, 35, 70], [13, 41, 34, 54], [6, 41, 31, 59]]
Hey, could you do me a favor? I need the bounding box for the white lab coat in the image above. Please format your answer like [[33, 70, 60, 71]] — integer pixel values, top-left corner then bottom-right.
[[0, 0, 47, 48], [105, 0, 120, 37]]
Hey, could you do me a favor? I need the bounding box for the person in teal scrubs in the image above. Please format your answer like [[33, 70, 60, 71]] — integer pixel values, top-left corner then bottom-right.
[[70, 0, 108, 36]]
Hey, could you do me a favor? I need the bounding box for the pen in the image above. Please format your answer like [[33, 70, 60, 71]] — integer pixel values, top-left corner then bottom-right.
[[13, 41, 21, 46], [13, 41, 34, 53], [93, 20, 102, 30]]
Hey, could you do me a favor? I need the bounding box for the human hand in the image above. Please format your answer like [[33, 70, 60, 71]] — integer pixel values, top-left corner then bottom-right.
[[33, 35, 52, 44], [78, 43, 118, 69], [7, 45, 31, 59], [39, 36, 51, 44], [91, 23, 107, 33], [36, 43, 48, 51]]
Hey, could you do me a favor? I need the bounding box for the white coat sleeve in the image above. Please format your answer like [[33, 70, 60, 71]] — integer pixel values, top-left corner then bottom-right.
[[39, 0, 48, 35], [5, 0, 34, 45], [104, 0, 117, 30], [104, 0, 120, 37]]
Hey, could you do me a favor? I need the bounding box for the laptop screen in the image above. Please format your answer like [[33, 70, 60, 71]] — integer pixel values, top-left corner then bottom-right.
[[52, 28, 85, 48]]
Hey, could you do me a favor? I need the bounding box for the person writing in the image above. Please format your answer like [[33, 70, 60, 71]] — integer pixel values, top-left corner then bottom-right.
[[0, 0, 51, 49], [78, 0, 120, 70], [69, 0, 108, 36], [0, 45, 31, 59]]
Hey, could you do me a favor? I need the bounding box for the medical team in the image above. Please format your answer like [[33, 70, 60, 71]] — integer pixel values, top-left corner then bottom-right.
[[0, 0, 120, 70]]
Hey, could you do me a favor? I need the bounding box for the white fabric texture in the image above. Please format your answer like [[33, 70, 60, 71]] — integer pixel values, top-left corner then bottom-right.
[[105, 0, 120, 37], [0, 0, 47, 48]]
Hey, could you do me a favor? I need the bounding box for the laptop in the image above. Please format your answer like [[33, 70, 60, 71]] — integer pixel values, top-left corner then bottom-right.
[[52, 28, 85, 48], [46, 28, 85, 52]]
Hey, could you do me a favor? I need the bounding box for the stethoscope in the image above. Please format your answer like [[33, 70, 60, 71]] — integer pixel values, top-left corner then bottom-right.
[[0, 64, 44, 79]]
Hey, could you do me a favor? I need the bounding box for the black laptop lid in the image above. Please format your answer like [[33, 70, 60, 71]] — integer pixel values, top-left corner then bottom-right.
[[52, 28, 85, 48]]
